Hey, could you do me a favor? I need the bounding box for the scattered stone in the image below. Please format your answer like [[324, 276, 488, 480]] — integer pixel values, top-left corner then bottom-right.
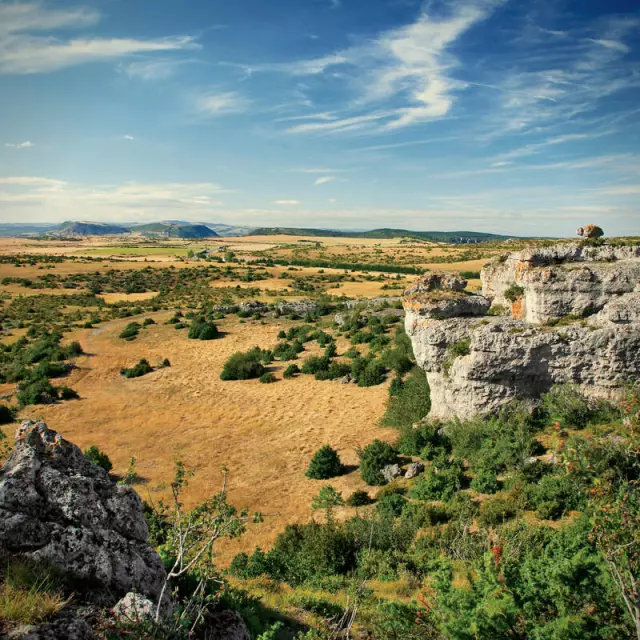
[[382, 464, 402, 483], [404, 462, 425, 479], [577, 225, 604, 239], [339, 374, 352, 384], [7, 613, 96, 640]]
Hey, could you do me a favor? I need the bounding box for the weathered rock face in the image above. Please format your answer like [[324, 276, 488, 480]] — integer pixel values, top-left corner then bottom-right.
[[0, 421, 168, 607], [405, 244, 640, 419], [482, 244, 640, 324]]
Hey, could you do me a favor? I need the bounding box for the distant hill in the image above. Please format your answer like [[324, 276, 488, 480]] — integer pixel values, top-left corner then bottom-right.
[[132, 222, 219, 239], [0, 223, 57, 236], [57, 221, 129, 236], [249, 227, 516, 243], [203, 223, 252, 237]]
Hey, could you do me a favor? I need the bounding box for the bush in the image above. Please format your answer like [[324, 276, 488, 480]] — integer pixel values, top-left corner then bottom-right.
[[540, 384, 607, 429], [470, 468, 500, 494], [409, 461, 464, 502], [358, 440, 398, 486], [528, 473, 585, 520], [283, 364, 300, 379], [162, 358, 171, 367], [301, 356, 330, 375], [448, 338, 471, 358], [306, 445, 344, 480], [119, 322, 141, 341], [478, 494, 519, 526], [188, 318, 219, 340], [17, 379, 58, 408], [220, 349, 266, 381], [357, 359, 386, 387], [346, 490, 372, 507], [503, 283, 525, 302], [259, 372, 277, 384], [376, 493, 407, 518], [142, 317, 155, 327], [84, 445, 113, 472], [381, 367, 431, 430], [121, 359, 153, 379]]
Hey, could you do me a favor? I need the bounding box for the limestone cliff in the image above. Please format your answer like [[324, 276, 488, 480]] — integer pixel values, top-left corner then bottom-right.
[[404, 243, 640, 419]]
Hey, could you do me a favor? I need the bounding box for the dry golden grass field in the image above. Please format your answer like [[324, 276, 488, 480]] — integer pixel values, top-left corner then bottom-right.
[[0, 234, 502, 564], [15, 313, 396, 564]]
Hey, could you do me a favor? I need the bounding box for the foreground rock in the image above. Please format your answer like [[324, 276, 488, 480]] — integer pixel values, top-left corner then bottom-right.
[[0, 421, 169, 609], [405, 244, 640, 419]]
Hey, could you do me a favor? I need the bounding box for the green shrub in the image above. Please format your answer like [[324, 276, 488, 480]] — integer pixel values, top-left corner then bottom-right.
[[121, 359, 153, 379], [470, 468, 500, 494], [381, 367, 431, 430], [290, 594, 343, 618], [478, 494, 519, 526], [119, 322, 141, 341], [162, 358, 171, 367], [540, 384, 615, 429], [84, 445, 113, 472], [188, 318, 219, 340], [142, 317, 155, 327], [301, 356, 330, 375], [376, 493, 407, 518], [357, 359, 386, 387], [528, 473, 585, 520], [306, 445, 344, 479], [346, 490, 372, 507], [487, 304, 507, 316], [283, 364, 300, 379], [409, 461, 464, 502], [358, 440, 398, 486], [259, 372, 277, 384], [17, 379, 58, 408], [220, 349, 266, 381], [503, 283, 525, 302]]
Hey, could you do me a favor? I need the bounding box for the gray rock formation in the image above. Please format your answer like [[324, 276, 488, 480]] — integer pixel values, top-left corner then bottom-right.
[[113, 592, 156, 623], [6, 613, 97, 639], [405, 244, 640, 419], [204, 610, 250, 640], [381, 464, 402, 483], [0, 421, 169, 610], [404, 462, 425, 479]]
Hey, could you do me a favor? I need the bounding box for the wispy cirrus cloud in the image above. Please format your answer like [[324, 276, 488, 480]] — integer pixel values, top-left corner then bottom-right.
[[272, 200, 301, 205], [194, 91, 250, 118], [314, 176, 337, 185], [263, 0, 503, 134], [0, 2, 198, 75], [5, 140, 35, 148]]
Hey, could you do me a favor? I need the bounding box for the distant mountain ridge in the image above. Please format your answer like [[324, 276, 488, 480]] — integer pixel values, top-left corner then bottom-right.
[[129, 222, 219, 238], [57, 221, 129, 236], [250, 227, 517, 243]]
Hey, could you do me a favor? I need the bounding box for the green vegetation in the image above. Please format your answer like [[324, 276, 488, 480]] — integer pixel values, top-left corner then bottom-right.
[[306, 445, 344, 480], [503, 283, 525, 302], [228, 384, 640, 639], [259, 372, 277, 384], [119, 322, 141, 341], [84, 445, 113, 472], [358, 440, 398, 486], [188, 317, 219, 340], [220, 348, 267, 381], [120, 358, 153, 379]]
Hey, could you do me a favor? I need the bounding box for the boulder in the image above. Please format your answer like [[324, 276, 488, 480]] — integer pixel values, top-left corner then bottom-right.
[[112, 592, 156, 623], [0, 421, 169, 612], [203, 610, 250, 640], [404, 462, 425, 479], [6, 611, 96, 640], [403, 291, 491, 319], [381, 464, 402, 483], [405, 272, 467, 295]]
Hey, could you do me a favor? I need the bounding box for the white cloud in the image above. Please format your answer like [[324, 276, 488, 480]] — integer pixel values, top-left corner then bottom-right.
[[194, 91, 250, 117], [121, 135, 136, 141], [0, 2, 198, 75], [272, 200, 301, 205], [314, 176, 336, 185], [123, 59, 187, 81], [5, 141, 35, 148], [273, 0, 502, 133]]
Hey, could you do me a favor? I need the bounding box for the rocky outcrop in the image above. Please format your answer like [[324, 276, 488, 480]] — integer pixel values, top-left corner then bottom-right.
[[405, 247, 640, 419], [0, 421, 169, 609]]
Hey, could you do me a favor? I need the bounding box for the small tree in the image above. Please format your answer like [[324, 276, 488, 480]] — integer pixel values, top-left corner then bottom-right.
[[84, 445, 113, 473], [358, 440, 398, 486], [311, 485, 344, 524], [306, 445, 344, 480]]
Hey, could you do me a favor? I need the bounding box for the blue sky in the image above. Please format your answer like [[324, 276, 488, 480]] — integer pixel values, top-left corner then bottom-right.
[[0, 0, 638, 236]]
